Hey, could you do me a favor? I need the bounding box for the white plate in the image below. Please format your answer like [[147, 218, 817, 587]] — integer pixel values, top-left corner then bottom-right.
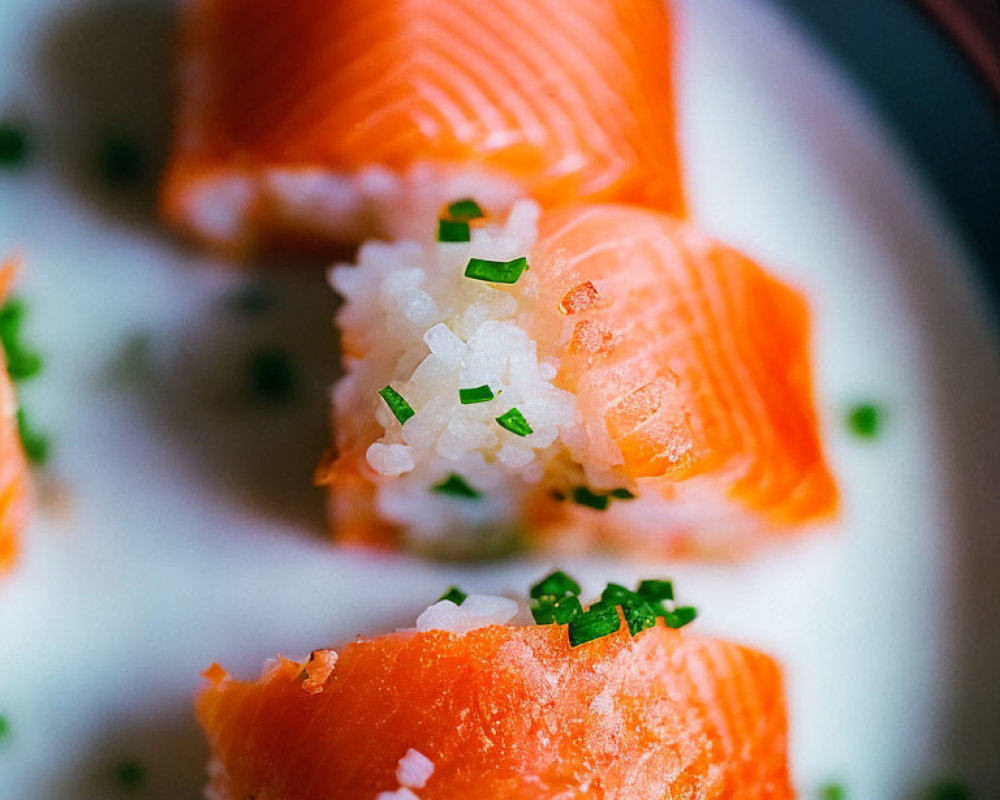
[[1, 0, 998, 798]]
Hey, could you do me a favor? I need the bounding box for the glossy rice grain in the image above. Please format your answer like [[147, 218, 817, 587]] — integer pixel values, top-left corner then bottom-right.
[[198, 623, 792, 799]]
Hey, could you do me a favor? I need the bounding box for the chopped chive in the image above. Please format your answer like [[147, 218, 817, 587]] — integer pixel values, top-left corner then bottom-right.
[[927, 779, 971, 800], [599, 583, 634, 605], [432, 473, 480, 499], [622, 600, 659, 636], [531, 594, 582, 624], [0, 123, 29, 167], [571, 485, 609, 511], [459, 384, 494, 404], [446, 198, 485, 221], [16, 409, 49, 465], [820, 784, 846, 800], [847, 403, 882, 439], [464, 256, 529, 285], [378, 385, 415, 424], [610, 488, 635, 500], [438, 219, 471, 243], [0, 714, 8, 741], [637, 579, 674, 603], [248, 348, 296, 403], [113, 758, 146, 789], [97, 135, 146, 186], [663, 605, 698, 629], [568, 604, 621, 647], [530, 570, 581, 599], [438, 586, 468, 605], [495, 407, 533, 437], [0, 299, 43, 381]]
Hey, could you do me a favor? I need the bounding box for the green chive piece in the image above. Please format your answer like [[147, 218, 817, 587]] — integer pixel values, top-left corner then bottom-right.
[[432, 473, 480, 499], [610, 488, 635, 500], [446, 198, 485, 221], [98, 135, 146, 186], [438, 219, 471, 243], [847, 403, 882, 439], [0, 123, 29, 167], [599, 583, 634, 605], [464, 256, 529, 285], [113, 758, 146, 789], [0, 714, 9, 741], [530, 570, 581, 599], [622, 600, 659, 636], [637, 579, 674, 603], [820, 783, 846, 800], [459, 385, 494, 404], [664, 605, 698, 629], [496, 407, 533, 436], [571, 486, 609, 511], [531, 594, 582, 625], [16, 409, 49, 465], [0, 299, 43, 382], [568, 604, 621, 647], [439, 586, 468, 606], [378, 385, 415, 424], [248, 348, 296, 403], [927, 779, 971, 800]]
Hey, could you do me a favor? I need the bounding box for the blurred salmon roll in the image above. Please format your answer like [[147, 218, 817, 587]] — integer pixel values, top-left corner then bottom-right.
[[161, 0, 684, 256], [318, 201, 837, 558]]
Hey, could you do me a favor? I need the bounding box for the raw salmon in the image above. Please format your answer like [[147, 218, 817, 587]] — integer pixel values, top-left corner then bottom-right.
[[319, 202, 836, 557], [162, 0, 684, 256], [198, 621, 792, 799], [0, 258, 32, 576]]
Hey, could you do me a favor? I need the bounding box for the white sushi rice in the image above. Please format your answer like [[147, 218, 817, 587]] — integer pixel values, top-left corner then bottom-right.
[[415, 594, 519, 634], [330, 199, 589, 549], [396, 749, 435, 789]]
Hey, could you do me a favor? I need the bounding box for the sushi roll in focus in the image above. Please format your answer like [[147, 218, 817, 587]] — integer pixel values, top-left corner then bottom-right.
[[197, 575, 793, 799], [0, 256, 37, 576], [318, 201, 837, 557], [161, 0, 684, 256]]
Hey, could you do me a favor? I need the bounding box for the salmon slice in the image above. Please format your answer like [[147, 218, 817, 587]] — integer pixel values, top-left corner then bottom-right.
[[0, 258, 32, 577], [319, 202, 836, 557], [162, 0, 684, 256], [198, 623, 792, 799]]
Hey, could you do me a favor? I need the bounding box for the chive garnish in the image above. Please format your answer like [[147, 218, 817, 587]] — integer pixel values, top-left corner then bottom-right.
[[438, 219, 471, 243], [496, 407, 533, 436], [432, 473, 480, 499], [637, 579, 674, 603], [0, 299, 42, 381], [464, 256, 529, 285], [446, 198, 485, 222], [0, 123, 28, 167], [248, 348, 296, 403], [97, 135, 146, 186], [459, 385, 494, 404], [820, 784, 846, 800], [847, 403, 882, 439], [610, 488, 635, 500], [664, 606, 698, 629], [571, 485, 609, 511], [439, 586, 468, 605], [0, 714, 8, 741], [531, 594, 582, 625], [378, 385, 415, 424], [530, 570, 581, 599], [113, 758, 146, 789], [16, 409, 48, 465], [568, 604, 621, 647]]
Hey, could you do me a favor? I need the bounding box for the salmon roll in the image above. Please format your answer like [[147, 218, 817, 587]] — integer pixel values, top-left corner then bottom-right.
[[0, 257, 37, 576], [197, 575, 792, 800], [162, 0, 684, 256], [318, 201, 837, 557]]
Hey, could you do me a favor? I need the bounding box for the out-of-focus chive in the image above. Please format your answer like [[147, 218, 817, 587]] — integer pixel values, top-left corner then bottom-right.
[[0, 123, 29, 167], [664, 605, 698, 629], [446, 198, 485, 221], [927, 779, 971, 800], [599, 583, 633, 605], [0, 299, 43, 382], [113, 758, 146, 789], [432, 473, 480, 499], [495, 407, 532, 437], [847, 403, 882, 439], [820, 783, 846, 800], [531, 594, 582, 625], [378, 385, 415, 424], [248, 348, 296, 403], [459, 384, 494, 404], [529, 570, 581, 599], [568, 604, 621, 647], [438, 218, 471, 243], [610, 488, 635, 500], [637, 579, 674, 603], [571, 485, 609, 511], [438, 586, 468, 606], [97, 135, 146, 186], [0, 714, 9, 741], [16, 409, 48, 465], [464, 256, 529, 285]]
